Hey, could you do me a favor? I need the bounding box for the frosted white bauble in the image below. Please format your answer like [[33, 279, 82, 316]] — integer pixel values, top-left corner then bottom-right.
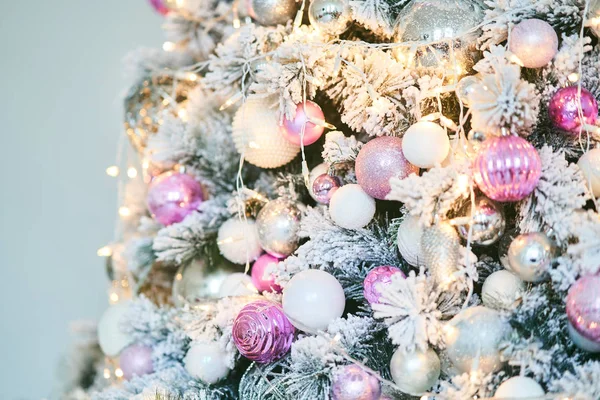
[[217, 218, 263, 265], [390, 347, 441, 396], [495, 376, 545, 399], [402, 121, 450, 169], [232, 97, 300, 169], [308, 163, 329, 201], [397, 215, 423, 266], [282, 269, 345, 333], [329, 184, 376, 230], [482, 270, 525, 311], [184, 342, 231, 384], [98, 302, 133, 357], [577, 148, 600, 197], [218, 273, 258, 297]]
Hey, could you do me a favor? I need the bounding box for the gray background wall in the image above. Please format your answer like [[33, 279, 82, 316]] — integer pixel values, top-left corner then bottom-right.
[[0, 2, 163, 398]]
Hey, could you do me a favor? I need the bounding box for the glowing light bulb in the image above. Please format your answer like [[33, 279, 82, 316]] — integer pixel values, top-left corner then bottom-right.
[[106, 166, 119, 177], [163, 41, 176, 52], [103, 368, 111, 379], [109, 292, 119, 304], [115, 368, 124, 378], [568, 73, 579, 83], [118, 207, 131, 218], [177, 108, 188, 121], [97, 246, 113, 257], [127, 167, 138, 178]]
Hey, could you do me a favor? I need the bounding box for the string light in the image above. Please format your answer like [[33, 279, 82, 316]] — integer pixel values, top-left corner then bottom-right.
[[177, 108, 189, 121], [118, 206, 131, 218], [106, 166, 119, 177], [109, 292, 119, 304], [97, 246, 112, 257], [103, 368, 111, 379], [163, 41, 176, 52], [127, 167, 138, 178], [114, 368, 124, 378], [568, 72, 580, 83]]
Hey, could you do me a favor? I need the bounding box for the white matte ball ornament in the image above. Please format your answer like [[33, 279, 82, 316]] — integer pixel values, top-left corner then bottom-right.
[[282, 269, 345, 333], [390, 347, 441, 396], [329, 184, 376, 230], [217, 218, 263, 265], [509, 19, 558, 69], [482, 270, 526, 311], [397, 215, 424, 266], [402, 121, 450, 169], [98, 302, 133, 357], [218, 273, 258, 298], [232, 97, 300, 169], [577, 148, 600, 197], [495, 376, 545, 399], [184, 342, 231, 384]]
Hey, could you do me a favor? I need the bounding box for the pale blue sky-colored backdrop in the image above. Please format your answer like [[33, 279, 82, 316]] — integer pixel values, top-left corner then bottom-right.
[[0, 2, 163, 398]]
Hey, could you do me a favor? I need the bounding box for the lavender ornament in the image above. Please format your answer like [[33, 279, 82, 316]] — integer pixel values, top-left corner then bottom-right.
[[363, 266, 406, 305], [147, 171, 204, 226], [312, 174, 341, 204], [331, 364, 381, 400], [119, 344, 154, 380]]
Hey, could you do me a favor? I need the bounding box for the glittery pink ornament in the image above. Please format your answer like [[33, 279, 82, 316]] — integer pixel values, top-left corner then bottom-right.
[[473, 135, 541, 202], [548, 86, 598, 134], [566, 275, 600, 347], [251, 254, 283, 293], [147, 171, 204, 226], [331, 364, 381, 400], [281, 101, 325, 146], [119, 344, 154, 380], [233, 300, 295, 363], [312, 174, 341, 204], [363, 266, 406, 304], [355, 136, 418, 200], [148, 0, 169, 15]]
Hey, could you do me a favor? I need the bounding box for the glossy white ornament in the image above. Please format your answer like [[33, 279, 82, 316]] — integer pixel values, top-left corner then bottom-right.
[[308, 0, 352, 36], [390, 347, 441, 396], [232, 97, 300, 169], [329, 184, 376, 230], [495, 376, 545, 399], [455, 75, 479, 107], [308, 163, 330, 201], [507, 232, 556, 283], [218, 273, 258, 298], [184, 342, 231, 384], [217, 218, 263, 265], [577, 148, 600, 197], [397, 215, 423, 266], [482, 270, 525, 311], [402, 121, 450, 169], [282, 269, 345, 333], [509, 19, 558, 69], [98, 302, 133, 357]]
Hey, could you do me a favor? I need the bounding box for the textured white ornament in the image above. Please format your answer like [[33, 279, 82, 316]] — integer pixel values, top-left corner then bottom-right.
[[421, 221, 460, 287], [184, 342, 231, 384], [308, 163, 329, 201], [495, 376, 545, 399], [97, 302, 133, 357], [217, 218, 263, 265], [397, 215, 423, 266], [402, 121, 449, 169], [232, 97, 300, 169], [482, 270, 525, 311], [329, 184, 376, 230], [577, 148, 600, 197], [218, 273, 258, 298], [390, 347, 441, 396], [282, 269, 345, 333]]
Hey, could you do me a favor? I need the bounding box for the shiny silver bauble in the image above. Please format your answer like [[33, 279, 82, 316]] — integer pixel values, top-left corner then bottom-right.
[[172, 259, 242, 306], [507, 232, 557, 283], [390, 347, 441, 396], [247, 0, 298, 26], [455, 75, 480, 107], [308, 0, 352, 36], [456, 196, 505, 246], [256, 198, 302, 258]]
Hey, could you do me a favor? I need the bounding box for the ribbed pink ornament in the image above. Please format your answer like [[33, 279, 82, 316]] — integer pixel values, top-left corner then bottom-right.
[[566, 275, 600, 345], [473, 135, 541, 202], [232, 300, 295, 363]]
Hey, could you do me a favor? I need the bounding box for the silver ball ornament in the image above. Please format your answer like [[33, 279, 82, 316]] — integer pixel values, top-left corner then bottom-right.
[[390, 347, 441, 396], [247, 0, 299, 26], [444, 306, 511, 374], [308, 0, 352, 36], [482, 270, 525, 311], [421, 221, 460, 287], [507, 232, 557, 283], [456, 196, 505, 246], [256, 198, 301, 258], [455, 75, 480, 107]]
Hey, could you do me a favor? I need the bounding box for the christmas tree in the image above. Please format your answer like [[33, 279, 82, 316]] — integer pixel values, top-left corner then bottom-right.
[[62, 0, 600, 399]]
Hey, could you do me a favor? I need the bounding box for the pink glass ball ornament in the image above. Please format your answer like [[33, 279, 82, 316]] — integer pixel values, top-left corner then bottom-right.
[[355, 136, 419, 200], [509, 19, 558, 68], [331, 364, 382, 400], [147, 171, 204, 226], [473, 135, 541, 202], [148, 0, 169, 15], [363, 266, 406, 305], [251, 254, 283, 293], [232, 300, 296, 363], [566, 275, 600, 352], [548, 86, 599, 134], [281, 101, 326, 146], [312, 174, 341, 204], [119, 344, 154, 380]]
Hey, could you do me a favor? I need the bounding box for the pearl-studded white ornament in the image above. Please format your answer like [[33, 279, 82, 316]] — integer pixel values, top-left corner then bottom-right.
[[402, 121, 450, 169], [308, 163, 330, 201], [329, 184, 376, 230], [218, 273, 258, 297], [509, 19, 558, 69], [495, 376, 545, 399], [232, 97, 300, 169], [397, 215, 423, 266], [482, 270, 526, 311], [184, 342, 231, 384], [390, 347, 441, 396], [217, 218, 263, 265], [97, 302, 133, 357], [577, 148, 600, 197], [282, 269, 345, 333]]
